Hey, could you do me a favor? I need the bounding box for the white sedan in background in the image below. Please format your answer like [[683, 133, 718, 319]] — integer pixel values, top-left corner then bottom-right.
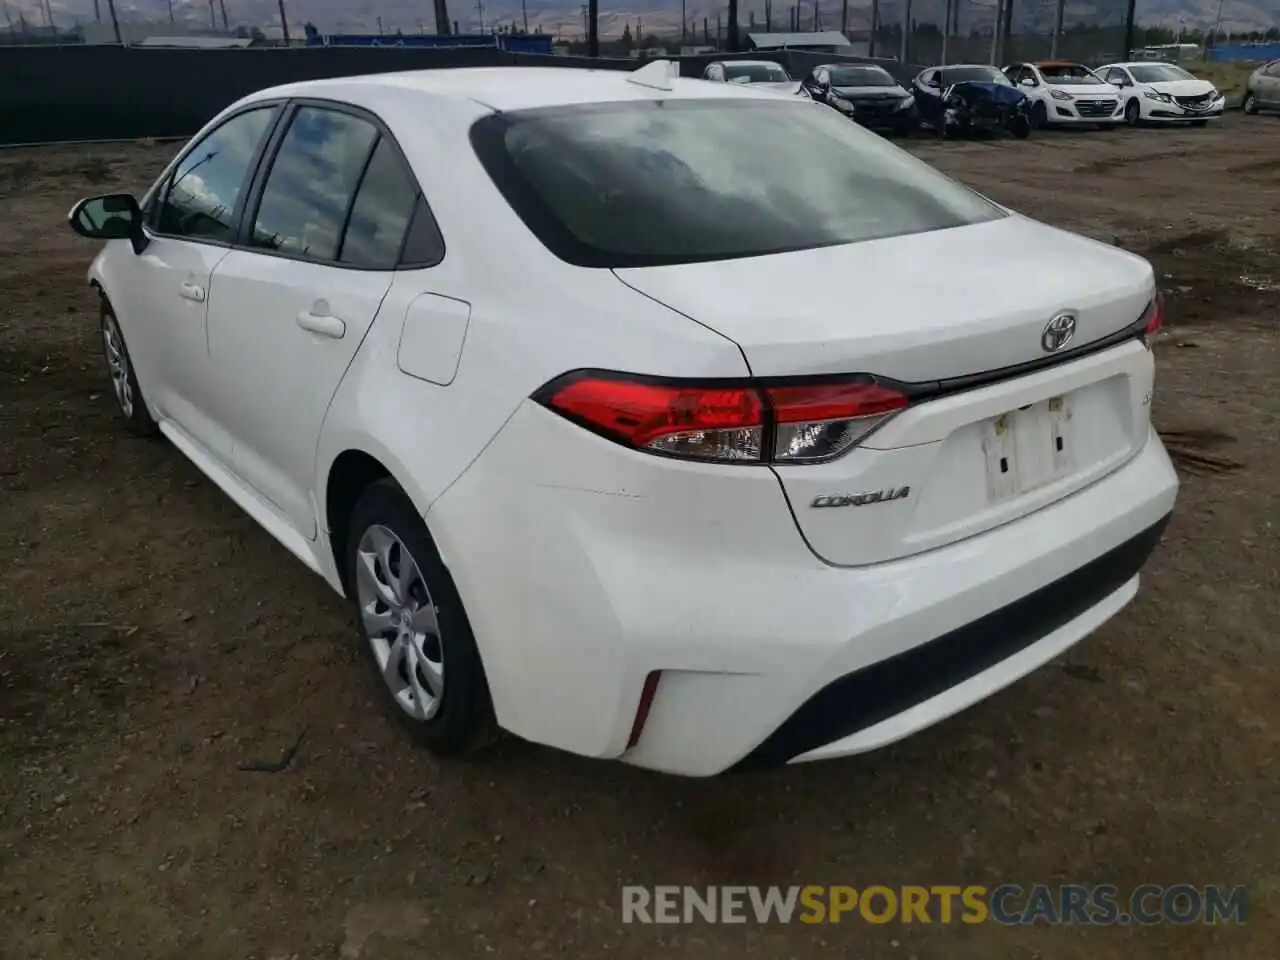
[[67, 61, 1176, 777], [1005, 60, 1124, 128], [1098, 61, 1226, 126]]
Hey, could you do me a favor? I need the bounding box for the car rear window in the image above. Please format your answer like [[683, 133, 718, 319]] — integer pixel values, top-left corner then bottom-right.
[[469, 99, 1003, 268]]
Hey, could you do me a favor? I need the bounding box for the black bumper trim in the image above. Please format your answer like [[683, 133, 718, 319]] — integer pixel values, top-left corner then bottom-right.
[[729, 513, 1172, 772]]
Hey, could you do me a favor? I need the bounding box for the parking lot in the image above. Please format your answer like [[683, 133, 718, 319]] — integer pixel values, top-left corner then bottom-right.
[[1, 114, 1277, 958]]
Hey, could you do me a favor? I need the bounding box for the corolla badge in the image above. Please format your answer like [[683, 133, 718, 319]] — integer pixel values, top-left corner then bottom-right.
[[811, 487, 910, 508], [1041, 312, 1077, 353]]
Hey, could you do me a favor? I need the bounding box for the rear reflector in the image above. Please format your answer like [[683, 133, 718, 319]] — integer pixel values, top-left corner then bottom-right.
[[535, 372, 911, 465], [1141, 291, 1164, 346], [626, 671, 662, 749]]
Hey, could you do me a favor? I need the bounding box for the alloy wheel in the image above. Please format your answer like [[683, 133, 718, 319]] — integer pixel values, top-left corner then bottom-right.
[[1125, 99, 1140, 126], [1243, 93, 1257, 115], [355, 524, 445, 721], [102, 314, 134, 418]]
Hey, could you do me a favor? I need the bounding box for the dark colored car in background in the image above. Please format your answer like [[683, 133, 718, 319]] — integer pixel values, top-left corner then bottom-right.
[[799, 63, 918, 136], [913, 64, 1032, 139]]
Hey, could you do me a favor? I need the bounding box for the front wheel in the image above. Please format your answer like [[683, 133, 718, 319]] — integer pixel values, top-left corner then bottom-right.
[[1124, 98, 1141, 126], [1030, 101, 1049, 129], [346, 479, 496, 756], [100, 299, 158, 437], [1190, 119, 1208, 127], [1009, 114, 1032, 139], [1242, 92, 1258, 115]]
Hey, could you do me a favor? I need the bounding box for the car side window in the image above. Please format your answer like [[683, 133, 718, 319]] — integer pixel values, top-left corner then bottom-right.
[[156, 106, 277, 243], [249, 106, 379, 262], [339, 136, 423, 269], [1107, 68, 1129, 85], [921, 70, 937, 88]]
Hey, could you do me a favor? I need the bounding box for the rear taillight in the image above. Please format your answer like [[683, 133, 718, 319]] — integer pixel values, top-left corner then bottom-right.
[[1140, 291, 1164, 347], [535, 372, 910, 465]]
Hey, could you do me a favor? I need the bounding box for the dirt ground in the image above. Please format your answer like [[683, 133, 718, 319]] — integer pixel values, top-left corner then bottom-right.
[[2, 116, 1278, 960]]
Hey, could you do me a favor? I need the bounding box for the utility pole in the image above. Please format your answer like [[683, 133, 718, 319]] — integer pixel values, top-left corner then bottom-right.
[[218, 0, 227, 29], [277, 0, 290, 42], [92, 0, 100, 21], [586, 0, 597, 54], [474, 0, 484, 31], [165, 0, 172, 20], [1208, 0, 1226, 51], [1050, 0, 1063, 57], [839, 0, 848, 35], [207, 0, 215, 28], [521, 0, 528, 32], [941, 0, 950, 63], [988, 0, 1002, 64], [899, 0, 911, 63], [764, 0, 771, 30], [1001, 0, 1013, 62], [433, 0, 451, 35], [728, 0, 738, 50], [105, 0, 120, 43], [682, 0, 687, 40], [868, 0, 877, 56], [1122, 0, 1137, 60]]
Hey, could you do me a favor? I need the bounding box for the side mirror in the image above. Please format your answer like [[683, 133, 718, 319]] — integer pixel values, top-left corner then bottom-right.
[[68, 193, 149, 254]]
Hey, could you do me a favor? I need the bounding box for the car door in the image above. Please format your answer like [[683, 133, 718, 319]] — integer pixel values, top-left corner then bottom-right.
[[1262, 61, 1280, 107], [915, 69, 942, 121], [202, 101, 425, 538], [123, 104, 281, 457]]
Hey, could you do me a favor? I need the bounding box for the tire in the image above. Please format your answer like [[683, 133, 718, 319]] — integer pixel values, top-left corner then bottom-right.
[[100, 298, 158, 437], [346, 478, 496, 756], [894, 119, 915, 138], [1030, 101, 1048, 130], [1009, 114, 1032, 139], [1190, 119, 1208, 127], [1242, 92, 1258, 115], [1124, 98, 1141, 126]]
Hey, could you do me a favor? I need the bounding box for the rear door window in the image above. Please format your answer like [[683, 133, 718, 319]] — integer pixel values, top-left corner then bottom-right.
[[249, 106, 378, 262]]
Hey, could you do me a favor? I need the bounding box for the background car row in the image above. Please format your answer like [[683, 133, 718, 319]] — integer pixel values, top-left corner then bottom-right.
[[701, 57, 1249, 139]]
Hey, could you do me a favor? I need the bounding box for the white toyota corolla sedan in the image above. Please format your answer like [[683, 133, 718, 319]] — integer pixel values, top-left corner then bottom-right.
[[69, 62, 1177, 777]]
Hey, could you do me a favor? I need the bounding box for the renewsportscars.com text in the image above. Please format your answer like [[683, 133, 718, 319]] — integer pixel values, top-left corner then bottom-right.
[[621, 884, 1247, 926]]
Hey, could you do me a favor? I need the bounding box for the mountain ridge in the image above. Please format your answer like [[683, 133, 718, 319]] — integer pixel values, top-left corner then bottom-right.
[[15, 0, 1280, 40]]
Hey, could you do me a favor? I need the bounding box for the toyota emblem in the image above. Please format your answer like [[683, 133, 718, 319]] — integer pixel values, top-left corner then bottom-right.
[[1041, 313, 1077, 353]]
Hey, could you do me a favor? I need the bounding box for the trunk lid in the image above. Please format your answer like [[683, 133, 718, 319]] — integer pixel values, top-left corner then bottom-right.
[[614, 214, 1158, 566]]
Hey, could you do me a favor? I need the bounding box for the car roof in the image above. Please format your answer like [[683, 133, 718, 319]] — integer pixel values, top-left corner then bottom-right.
[[719, 59, 787, 68], [245, 65, 794, 113], [1032, 59, 1086, 68]]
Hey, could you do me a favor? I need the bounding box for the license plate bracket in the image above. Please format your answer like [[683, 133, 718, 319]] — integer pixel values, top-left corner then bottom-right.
[[981, 396, 1072, 502]]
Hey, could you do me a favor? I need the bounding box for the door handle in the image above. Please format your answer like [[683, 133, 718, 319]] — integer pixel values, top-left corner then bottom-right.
[[296, 309, 346, 339], [179, 281, 206, 303]]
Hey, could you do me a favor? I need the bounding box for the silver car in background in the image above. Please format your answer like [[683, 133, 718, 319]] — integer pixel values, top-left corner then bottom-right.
[[1244, 59, 1280, 115]]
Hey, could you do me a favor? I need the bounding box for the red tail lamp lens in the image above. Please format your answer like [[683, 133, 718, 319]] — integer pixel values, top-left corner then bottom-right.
[[1142, 292, 1165, 338], [537, 374, 911, 464]]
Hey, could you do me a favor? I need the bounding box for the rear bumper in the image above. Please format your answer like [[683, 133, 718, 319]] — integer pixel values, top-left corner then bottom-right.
[[429, 402, 1178, 777], [732, 512, 1168, 770]]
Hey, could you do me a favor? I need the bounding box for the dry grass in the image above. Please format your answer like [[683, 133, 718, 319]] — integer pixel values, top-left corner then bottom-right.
[[1189, 59, 1258, 97]]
